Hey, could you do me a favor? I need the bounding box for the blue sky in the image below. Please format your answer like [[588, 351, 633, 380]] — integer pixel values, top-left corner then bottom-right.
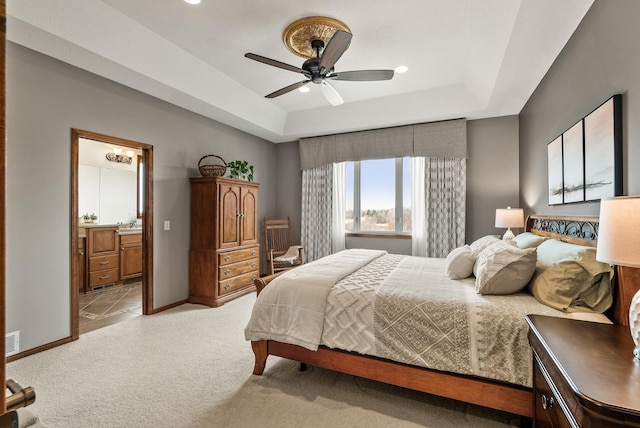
[[346, 158, 411, 211]]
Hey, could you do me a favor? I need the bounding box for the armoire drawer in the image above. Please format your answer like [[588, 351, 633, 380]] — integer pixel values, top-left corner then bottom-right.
[[218, 270, 259, 295], [218, 247, 259, 266], [219, 258, 259, 279]]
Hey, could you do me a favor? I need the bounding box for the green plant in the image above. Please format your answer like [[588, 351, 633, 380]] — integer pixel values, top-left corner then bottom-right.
[[82, 213, 97, 221], [227, 160, 254, 182]]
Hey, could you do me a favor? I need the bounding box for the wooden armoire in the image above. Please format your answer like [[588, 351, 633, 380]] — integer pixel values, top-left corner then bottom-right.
[[189, 176, 260, 307]]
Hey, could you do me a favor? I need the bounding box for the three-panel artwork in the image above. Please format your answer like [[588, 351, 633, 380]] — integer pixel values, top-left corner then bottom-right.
[[547, 94, 622, 205]]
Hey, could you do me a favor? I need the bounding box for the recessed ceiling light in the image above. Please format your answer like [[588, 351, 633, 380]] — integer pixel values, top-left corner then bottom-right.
[[395, 65, 408, 74], [299, 86, 310, 93], [184, 0, 201, 4]]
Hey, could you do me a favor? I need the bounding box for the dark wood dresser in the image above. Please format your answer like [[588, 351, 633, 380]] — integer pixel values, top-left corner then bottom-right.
[[526, 314, 640, 427]]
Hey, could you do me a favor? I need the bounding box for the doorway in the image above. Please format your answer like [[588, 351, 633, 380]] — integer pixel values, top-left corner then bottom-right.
[[71, 129, 154, 340]]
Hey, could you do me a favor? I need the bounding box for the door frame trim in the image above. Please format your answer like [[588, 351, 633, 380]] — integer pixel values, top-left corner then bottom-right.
[[71, 129, 154, 340]]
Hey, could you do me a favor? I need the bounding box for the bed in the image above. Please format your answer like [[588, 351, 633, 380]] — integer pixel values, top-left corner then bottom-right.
[[245, 214, 638, 418]]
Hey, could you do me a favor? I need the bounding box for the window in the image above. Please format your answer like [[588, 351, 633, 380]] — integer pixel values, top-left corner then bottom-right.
[[345, 158, 411, 233]]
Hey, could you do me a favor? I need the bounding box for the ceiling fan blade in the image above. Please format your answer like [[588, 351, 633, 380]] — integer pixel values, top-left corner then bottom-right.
[[320, 80, 344, 106], [319, 30, 352, 74], [245, 53, 305, 74], [328, 70, 394, 81], [265, 80, 311, 98]]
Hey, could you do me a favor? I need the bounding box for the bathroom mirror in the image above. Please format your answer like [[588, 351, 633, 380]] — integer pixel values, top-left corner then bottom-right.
[[79, 139, 140, 225]]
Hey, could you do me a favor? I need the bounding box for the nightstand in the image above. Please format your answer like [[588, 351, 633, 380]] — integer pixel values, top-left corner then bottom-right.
[[526, 315, 640, 428]]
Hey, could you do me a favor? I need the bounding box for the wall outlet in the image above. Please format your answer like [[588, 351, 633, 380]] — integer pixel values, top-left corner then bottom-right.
[[164, 220, 170, 231], [6, 331, 19, 357]]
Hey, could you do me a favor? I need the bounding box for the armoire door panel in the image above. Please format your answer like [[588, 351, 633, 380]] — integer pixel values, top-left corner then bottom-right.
[[219, 185, 240, 249], [241, 188, 258, 246]]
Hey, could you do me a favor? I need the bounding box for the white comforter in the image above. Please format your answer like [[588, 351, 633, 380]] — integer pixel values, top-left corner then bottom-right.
[[244, 249, 386, 350]]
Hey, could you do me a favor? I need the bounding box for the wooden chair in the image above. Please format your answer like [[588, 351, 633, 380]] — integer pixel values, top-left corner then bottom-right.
[[264, 217, 304, 275]]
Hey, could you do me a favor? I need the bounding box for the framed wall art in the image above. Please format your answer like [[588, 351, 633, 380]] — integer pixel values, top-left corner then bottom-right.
[[547, 136, 563, 205], [547, 94, 622, 205], [562, 122, 584, 203], [584, 95, 623, 201]]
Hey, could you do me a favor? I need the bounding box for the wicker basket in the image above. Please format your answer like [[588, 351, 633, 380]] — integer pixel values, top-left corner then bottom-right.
[[198, 155, 227, 177]]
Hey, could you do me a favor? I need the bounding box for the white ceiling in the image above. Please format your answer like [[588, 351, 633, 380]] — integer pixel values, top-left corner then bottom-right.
[[7, 0, 594, 143]]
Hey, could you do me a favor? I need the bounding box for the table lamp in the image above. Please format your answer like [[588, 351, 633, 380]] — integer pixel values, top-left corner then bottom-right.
[[596, 196, 640, 360], [495, 207, 524, 240]]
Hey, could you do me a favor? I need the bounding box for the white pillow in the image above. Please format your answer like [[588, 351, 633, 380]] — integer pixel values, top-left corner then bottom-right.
[[475, 240, 537, 295], [469, 235, 501, 255], [511, 232, 547, 249], [445, 245, 475, 279]]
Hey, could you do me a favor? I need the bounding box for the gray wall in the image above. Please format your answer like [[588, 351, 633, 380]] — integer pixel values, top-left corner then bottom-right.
[[274, 116, 520, 251], [519, 0, 640, 214], [466, 116, 520, 241], [6, 43, 277, 352], [275, 142, 302, 245]]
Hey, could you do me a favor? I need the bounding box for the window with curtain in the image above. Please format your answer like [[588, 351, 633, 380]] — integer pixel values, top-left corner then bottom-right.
[[345, 157, 411, 234], [299, 119, 467, 259]]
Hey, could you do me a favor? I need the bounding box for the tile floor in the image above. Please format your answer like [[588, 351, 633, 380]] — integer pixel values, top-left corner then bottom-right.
[[79, 281, 142, 335]]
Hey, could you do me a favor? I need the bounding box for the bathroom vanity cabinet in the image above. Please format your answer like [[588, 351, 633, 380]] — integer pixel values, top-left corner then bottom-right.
[[120, 233, 143, 280], [86, 226, 120, 290]]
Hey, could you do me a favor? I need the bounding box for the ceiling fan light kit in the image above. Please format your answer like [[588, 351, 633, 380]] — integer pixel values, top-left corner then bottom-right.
[[245, 16, 394, 106]]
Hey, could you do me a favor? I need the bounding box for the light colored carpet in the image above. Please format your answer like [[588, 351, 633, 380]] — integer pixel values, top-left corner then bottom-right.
[[7, 294, 521, 427]]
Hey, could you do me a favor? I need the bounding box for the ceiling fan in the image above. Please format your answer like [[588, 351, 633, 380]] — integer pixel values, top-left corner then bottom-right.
[[245, 25, 394, 106]]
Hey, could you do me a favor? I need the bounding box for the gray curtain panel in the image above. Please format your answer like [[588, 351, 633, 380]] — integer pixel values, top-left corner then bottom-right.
[[301, 164, 334, 262], [423, 158, 466, 257]]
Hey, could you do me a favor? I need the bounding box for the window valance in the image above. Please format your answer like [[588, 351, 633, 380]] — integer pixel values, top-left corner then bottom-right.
[[299, 119, 467, 170]]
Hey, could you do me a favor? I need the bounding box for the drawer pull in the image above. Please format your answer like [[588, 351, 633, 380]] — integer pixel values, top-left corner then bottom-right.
[[251, 275, 257, 280], [224, 255, 231, 262], [224, 268, 231, 275], [541, 394, 554, 410], [251, 263, 256, 268], [251, 250, 256, 256], [224, 284, 231, 290], [99, 275, 110, 280], [99, 261, 110, 265]]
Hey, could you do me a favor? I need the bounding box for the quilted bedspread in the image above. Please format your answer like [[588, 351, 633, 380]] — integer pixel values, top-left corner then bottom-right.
[[248, 251, 605, 388], [321, 254, 564, 387], [371, 256, 566, 386]]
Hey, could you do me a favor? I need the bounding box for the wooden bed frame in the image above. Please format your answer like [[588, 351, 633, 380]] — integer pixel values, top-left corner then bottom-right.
[[250, 214, 638, 418]]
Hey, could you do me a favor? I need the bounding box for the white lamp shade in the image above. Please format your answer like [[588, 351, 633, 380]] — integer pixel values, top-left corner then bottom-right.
[[596, 196, 640, 268], [495, 208, 524, 228]]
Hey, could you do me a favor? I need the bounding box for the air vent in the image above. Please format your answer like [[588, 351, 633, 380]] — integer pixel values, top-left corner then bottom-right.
[[6, 331, 19, 357]]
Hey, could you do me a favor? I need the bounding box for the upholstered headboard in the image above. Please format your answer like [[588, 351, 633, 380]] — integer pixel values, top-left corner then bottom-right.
[[525, 214, 638, 326]]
